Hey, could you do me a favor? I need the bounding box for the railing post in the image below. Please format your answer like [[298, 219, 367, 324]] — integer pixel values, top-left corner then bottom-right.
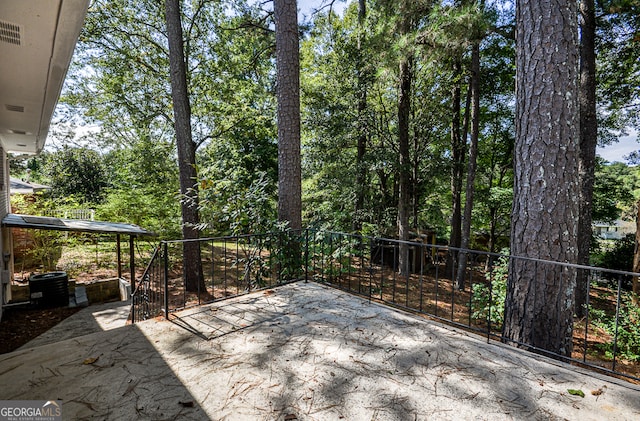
[[131, 292, 136, 324], [130, 235, 136, 292], [487, 258, 494, 343], [164, 242, 169, 320], [368, 237, 374, 301], [304, 229, 309, 283], [611, 274, 623, 372], [582, 271, 592, 363]]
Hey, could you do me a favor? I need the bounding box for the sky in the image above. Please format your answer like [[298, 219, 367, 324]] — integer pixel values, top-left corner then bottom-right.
[[596, 129, 639, 163], [298, 0, 348, 20]]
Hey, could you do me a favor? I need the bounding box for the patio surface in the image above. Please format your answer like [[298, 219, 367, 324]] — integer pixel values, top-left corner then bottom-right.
[[0, 281, 638, 420]]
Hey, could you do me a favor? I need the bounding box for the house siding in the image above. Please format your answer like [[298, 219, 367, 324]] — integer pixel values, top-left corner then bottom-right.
[[0, 147, 11, 320]]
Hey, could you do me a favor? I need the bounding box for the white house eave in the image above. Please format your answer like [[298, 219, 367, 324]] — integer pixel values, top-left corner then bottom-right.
[[0, 0, 90, 155]]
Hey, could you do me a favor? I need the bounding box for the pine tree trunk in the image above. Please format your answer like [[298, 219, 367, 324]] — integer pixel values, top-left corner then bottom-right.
[[633, 200, 640, 304], [397, 55, 412, 276], [576, 0, 597, 318], [503, 0, 580, 357], [164, 0, 205, 293], [274, 0, 302, 230], [353, 0, 368, 232], [456, 42, 481, 290], [447, 60, 464, 275]]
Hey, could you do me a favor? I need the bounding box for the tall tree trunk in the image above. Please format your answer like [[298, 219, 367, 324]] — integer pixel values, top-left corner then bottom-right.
[[503, 0, 580, 357], [353, 0, 368, 232], [412, 119, 421, 229], [164, 0, 204, 292], [633, 200, 640, 304], [397, 55, 412, 276], [447, 59, 464, 274], [488, 170, 507, 257], [274, 0, 302, 230], [576, 0, 597, 318], [456, 42, 481, 290], [396, 1, 413, 276]]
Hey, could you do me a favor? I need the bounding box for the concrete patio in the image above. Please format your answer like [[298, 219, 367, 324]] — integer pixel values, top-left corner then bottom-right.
[[0, 281, 638, 420]]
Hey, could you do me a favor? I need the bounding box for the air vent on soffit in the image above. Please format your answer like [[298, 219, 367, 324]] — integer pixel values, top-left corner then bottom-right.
[[5, 104, 24, 113], [0, 21, 21, 46]]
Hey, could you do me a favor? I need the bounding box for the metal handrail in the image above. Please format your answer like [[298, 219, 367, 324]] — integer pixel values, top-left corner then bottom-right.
[[131, 228, 640, 382]]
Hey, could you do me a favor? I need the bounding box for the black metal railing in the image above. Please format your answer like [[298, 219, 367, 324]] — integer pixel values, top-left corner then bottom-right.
[[307, 230, 640, 383], [131, 230, 308, 320], [131, 228, 639, 382], [131, 244, 165, 323]]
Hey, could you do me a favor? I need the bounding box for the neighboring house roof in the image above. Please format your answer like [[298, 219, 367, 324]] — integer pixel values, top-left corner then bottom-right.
[[9, 177, 51, 195], [593, 220, 636, 230], [2, 213, 155, 236], [0, 0, 90, 155], [593, 219, 636, 240]]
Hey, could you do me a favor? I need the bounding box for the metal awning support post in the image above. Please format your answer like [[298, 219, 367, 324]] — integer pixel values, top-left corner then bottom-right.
[[116, 234, 122, 279], [130, 235, 135, 293]]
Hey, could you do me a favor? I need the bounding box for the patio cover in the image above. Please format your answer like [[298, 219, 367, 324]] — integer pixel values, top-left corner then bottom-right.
[[2, 213, 155, 290], [1, 213, 155, 236]]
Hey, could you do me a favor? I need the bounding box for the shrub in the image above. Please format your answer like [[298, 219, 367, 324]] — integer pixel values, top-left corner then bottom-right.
[[590, 292, 640, 362], [471, 251, 508, 330], [591, 233, 634, 289]]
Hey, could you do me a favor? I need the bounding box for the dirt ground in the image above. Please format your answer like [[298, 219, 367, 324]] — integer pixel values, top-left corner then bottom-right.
[[0, 305, 80, 354]]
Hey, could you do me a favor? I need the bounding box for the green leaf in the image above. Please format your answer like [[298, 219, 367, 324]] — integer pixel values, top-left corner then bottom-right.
[[568, 389, 585, 398]]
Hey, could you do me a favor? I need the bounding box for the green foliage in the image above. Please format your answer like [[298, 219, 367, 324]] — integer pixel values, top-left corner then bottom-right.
[[471, 252, 508, 329], [265, 224, 305, 282], [309, 231, 362, 281], [40, 0, 635, 267], [590, 292, 640, 362], [96, 139, 181, 237], [592, 160, 637, 223], [197, 171, 276, 236], [593, 233, 634, 271], [11, 195, 64, 271], [596, 0, 640, 137], [40, 147, 109, 204]]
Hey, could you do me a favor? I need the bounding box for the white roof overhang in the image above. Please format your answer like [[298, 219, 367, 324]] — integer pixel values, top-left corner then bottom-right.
[[0, 0, 89, 155]]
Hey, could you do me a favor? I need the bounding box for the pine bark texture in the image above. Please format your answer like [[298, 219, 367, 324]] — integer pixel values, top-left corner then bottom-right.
[[164, 0, 205, 292], [575, 0, 597, 317], [633, 201, 640, 302], [503, 0, 580, 357], [396, 3, 413, 276], [447, 60, 464, 274], [397, 55, 412, 276], [353, 0, 368, 232], [456, 42, 481, 290], [275, 0, 302, 230]]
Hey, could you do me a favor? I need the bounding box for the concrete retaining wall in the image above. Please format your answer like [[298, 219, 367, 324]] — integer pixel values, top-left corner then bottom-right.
[[10, 277, 126, 305]]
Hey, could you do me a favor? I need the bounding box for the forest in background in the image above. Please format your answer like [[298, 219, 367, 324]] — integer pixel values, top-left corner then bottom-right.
[[12, 0, 638, 254]]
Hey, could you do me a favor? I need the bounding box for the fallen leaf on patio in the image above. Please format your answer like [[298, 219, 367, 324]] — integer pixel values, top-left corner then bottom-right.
[[264, 290, 275, 296], [83, 356, 99, 365], [568, 389, 585, 398], [591, 386, 606, 396], [284, 414, 297, 420], [178, 401, 194, 407]]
